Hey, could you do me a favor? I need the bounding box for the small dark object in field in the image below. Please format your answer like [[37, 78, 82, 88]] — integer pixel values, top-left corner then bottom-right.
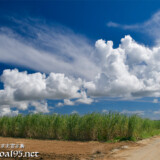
[[95, 150, 101, 154]]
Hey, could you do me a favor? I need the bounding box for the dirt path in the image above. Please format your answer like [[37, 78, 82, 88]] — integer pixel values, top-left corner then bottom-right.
[[114, 136, 160, 160]]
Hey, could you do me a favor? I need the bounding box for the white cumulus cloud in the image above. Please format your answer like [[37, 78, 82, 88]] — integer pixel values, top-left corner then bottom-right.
[[0, 69, 89, 113], [57, 99, 75, 107], [0, 108, 19, 117], [153, 99, 158, 103], [76, 91, 94, 104], [86, 35, 160, 99], [2, 34, 160, 114], [1, 17, 160, 115]]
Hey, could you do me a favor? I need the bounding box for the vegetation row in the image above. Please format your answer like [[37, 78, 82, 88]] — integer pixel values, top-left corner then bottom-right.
[[0, 113, 159, 141]]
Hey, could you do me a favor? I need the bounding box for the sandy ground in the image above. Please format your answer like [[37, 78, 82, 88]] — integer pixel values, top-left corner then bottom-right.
[[114, 136, 160, 160], [0, 136, 159, 160]]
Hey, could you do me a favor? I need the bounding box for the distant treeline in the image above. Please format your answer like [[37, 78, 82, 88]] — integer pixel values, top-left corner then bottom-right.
[[0, 113, 160, 141]]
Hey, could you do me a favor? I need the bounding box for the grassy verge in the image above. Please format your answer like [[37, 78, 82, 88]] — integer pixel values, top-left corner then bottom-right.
[[0, 112, 160, 141]]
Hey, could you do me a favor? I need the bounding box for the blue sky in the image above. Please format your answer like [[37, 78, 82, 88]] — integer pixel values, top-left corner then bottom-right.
[[1, 0, 160, 119]]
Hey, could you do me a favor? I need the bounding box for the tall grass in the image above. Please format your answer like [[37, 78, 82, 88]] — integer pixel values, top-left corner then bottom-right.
[[0, 112, 160, 141]]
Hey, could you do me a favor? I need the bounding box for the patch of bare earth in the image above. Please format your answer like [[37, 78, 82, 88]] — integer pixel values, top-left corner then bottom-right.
[[0, 137, 137, 160], [113, 136, 160, 160]]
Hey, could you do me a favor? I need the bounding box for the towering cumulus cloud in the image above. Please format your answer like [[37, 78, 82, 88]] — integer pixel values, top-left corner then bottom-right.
[[1, 32, 160, 114], [86, 35, 160, 99]]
